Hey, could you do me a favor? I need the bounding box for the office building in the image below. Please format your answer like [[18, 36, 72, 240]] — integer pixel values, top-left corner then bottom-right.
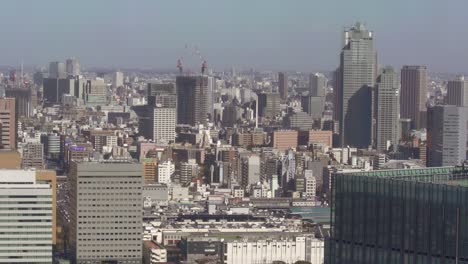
[[446, 75, 468, 107], [308, 130, 333, 147], [143, 241, 167, 264], [278, 72, 288, 100], [22, 142, 44, 169], [49, 61, 66, 79], [0, 150, 21, 168], [151, 107, 176, 143], [35, 170, 58, 247], [180, 159, 199, 185], [333, 67, 343, 124], [158, 160, 175, 184], [284, 111, 314, 130], [113, 71, 124, 88], [66, 57, 80, 76], [302, 95, 325, 119], [5, 87, 32, 117], [375, 66, 400, 152], [0, 97, 16, 150], [326, 166, 468, 263], [241, 155, 261, 187], [257, 92, 280, 119], [309, 72, 327, 97], [69, 161, 143, 263], [85, 79, 108, 106], [401, 65, 427, 129], [339, 22, 376, 148], [0, 170, 53, 263], [43, 78, 75, 104], [176, 76, 213, 126], [272, 130, 298, 151], [427, 105, 468, 167]]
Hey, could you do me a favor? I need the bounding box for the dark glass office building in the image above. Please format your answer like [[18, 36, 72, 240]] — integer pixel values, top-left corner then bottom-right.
[[326, 166, 468, 264]]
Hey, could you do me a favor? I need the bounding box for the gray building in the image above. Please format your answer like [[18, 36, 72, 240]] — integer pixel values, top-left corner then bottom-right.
[[0, 170, 53, 263], [284, 110, 314, 130], [400, 65, 427, 129], [339, 22, 376, 148], [66, 57, 80, 77], [427, 105, 468, 167], [301, 95, 325, 119], [43, 78, 75, 104], [176, 76, 213, 126], [257, 92, 280, 119], [49, 61, 66, 79], [445, 75, 468, 107], [69, 161, 143, 264], [278, 72, 288, 100], [375, 66, 400, 152], [309, 72, 326, 97]]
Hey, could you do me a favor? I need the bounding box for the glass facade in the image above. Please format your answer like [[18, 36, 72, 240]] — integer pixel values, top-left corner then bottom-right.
[[326, 166, 468, 264]]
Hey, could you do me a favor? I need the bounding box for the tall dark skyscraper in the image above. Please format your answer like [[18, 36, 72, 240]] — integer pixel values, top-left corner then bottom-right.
[[400, 65, 427, 129], [375, 66, 400, 152], [0, 97, 16, 150], [176, 76, 214, 126], [339, 22, 376, 148], [278, 72, 288, 100], [445, 75, 468, 107]]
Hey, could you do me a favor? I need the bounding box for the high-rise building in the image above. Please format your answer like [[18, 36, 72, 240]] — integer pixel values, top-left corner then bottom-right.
[[427, 105, 468, 167], [301, 95, 325, 119], [49, 61, 66, 79], [446, 75, 468, 107], [157, 160, 175, 184], [151, 107, 177, 143], [85, 79, 108, 106], [278, 72, 288, 100], [284, 111, 314, 130], [257, 92, 280, 119], [400, 65, 427, 129], [66, 57, 80, 76], [69, 161, 143, 263], [180, 159, 199, 185], [5, 87, 32, 117], [112, 71, 124, 88], [333, 67, 343, 125], [375, 66, 400, 152], [309, 72, 326, 97], [0, 97, 16, 150], [22, 142, 44, 169], [241, 155, 261, 187], [0, 170, 53, 263], [339, 22, 376, 148], [176, 76, 213, 126], [43, 78, 75, 104], [326, 166, 468, 264]]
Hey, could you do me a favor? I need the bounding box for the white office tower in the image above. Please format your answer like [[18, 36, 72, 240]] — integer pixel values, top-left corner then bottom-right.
[[152, 107, 176, 143], [69, 161, 143, 264], [0, 170, 53, 263], [113, 71, 124, 88], [304, 170, 317, 198], [158, 160, 175, 184]]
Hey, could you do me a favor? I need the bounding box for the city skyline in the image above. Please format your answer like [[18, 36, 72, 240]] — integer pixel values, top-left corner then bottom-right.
[[1, 0, 467, 72]]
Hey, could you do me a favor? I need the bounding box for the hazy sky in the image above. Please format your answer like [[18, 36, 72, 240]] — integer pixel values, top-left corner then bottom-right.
[[1, 0, 467, 72]]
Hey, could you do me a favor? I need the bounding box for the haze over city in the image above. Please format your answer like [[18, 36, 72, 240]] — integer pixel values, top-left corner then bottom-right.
[[2, 0, 467, 72]]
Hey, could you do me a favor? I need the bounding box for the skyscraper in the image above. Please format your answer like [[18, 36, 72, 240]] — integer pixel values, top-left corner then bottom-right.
[[375, 66, 400, 152], [445, 75, 468, 107], [278, 72, 288, 100], [326, 166, 468, 264], [112, 71, 124, 88], [400, 65, 427, 129], [0, 170, 53, 263], [69, 160, 143, 263], [66, 57, 80, 76], [49, 61, 66, 79], [176, 76, 213, 126], [0, 97, 16, 150], [257, 92, 280, 119], [339, 22, 376, 148], [309, 72, 326, 97], [140, 83, 177, 143], [427, 105, 468, 167]]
